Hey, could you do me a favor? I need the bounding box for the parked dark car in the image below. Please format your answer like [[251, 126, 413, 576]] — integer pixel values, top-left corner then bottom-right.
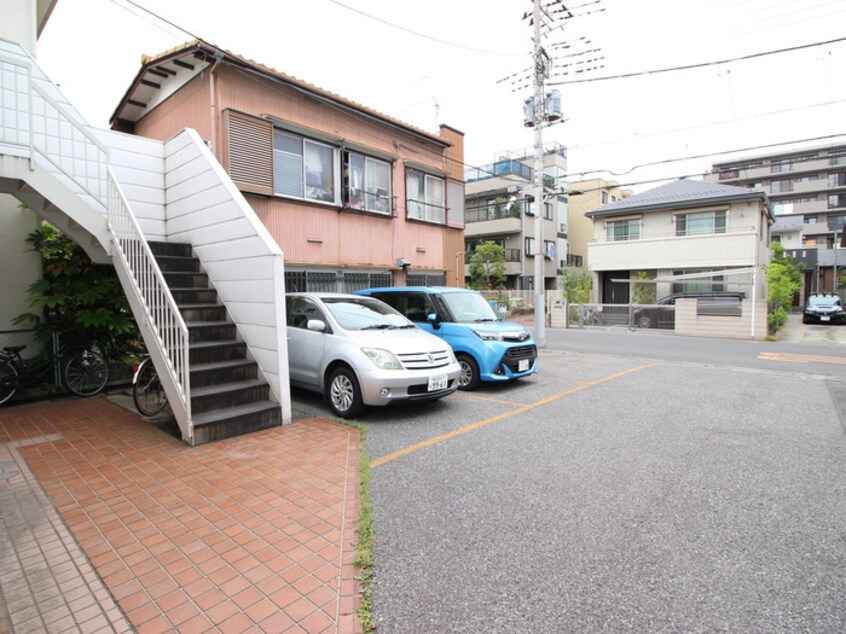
[[802, 293, 846, 324], [633, 291, 746, 329]]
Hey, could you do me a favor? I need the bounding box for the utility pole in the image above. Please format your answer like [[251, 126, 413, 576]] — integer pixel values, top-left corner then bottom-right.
[[532, 0, 546, 348]]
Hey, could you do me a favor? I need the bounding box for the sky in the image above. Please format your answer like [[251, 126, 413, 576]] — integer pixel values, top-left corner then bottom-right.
[[35, 0, 846, 193]]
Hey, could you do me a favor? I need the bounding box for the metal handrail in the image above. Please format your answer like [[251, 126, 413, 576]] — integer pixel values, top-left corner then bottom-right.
[[107, 170, 191, 417], [0, 51, 110, 206]]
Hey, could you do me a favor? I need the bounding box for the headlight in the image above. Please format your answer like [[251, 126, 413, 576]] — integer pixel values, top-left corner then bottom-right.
[[446, 348, 457, 364], [362, 348, 402, 370], [472, 330, 504, 341]]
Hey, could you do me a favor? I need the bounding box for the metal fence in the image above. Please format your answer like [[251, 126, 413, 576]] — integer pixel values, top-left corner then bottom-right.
[[563, 304, 672, 329], [478, 290, 536, 319]]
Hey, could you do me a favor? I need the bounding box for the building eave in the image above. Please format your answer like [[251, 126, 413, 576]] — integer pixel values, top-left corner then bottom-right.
[[109, 39, 450, 148]]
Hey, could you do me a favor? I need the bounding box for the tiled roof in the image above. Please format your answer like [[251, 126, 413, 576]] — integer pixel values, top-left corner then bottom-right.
[[113, 39, 451, 147], [586, 178, 767, 218]]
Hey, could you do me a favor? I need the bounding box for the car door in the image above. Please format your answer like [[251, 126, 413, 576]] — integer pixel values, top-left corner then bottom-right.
[[286, 297, 331, 387]]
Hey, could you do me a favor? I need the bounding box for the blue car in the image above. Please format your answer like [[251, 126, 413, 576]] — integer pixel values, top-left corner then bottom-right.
[[355, 287, 538, 390]]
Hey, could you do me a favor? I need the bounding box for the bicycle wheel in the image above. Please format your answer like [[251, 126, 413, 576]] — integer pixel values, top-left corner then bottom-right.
[[64, 350, 109, 396], [0, 358, 19, 405], [132, 358, 168, 416]]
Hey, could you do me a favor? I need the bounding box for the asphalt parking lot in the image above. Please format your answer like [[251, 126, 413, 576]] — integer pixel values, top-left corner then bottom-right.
[[290, 325, 846, 633]]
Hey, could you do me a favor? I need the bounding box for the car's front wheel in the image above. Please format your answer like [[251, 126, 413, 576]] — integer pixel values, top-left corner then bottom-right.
[[637, 315, 652, 329], [327, 366, 365, 418], [456, 354, 481, 391]]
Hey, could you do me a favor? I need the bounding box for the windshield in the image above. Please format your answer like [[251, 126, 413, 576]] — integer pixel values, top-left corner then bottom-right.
[[808, 296, 840, 307], [323, 297, 413, 330], [440, 292, 500, 323]]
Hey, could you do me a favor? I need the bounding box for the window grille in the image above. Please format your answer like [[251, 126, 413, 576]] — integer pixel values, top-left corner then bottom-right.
[[407, 272, 446, 287]]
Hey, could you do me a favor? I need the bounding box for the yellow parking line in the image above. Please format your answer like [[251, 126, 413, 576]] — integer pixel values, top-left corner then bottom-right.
[[453, 393, 526, 407], [370, 363, 659, 469], [759, 352, 846, 364]]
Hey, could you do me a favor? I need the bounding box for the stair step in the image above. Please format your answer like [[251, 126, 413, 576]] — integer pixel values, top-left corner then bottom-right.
[[156, 255, 200, 273], [180, 304, 227, 322], [187, 321, 237, 342], [148, 241, 192, 258], [190, 359, 258, 389], [192, 401, 283, 445], [189, 340, 247, 364], [171, 289, 219, 304], [164, 271, 209, 288], [191, 379, 269, 414]]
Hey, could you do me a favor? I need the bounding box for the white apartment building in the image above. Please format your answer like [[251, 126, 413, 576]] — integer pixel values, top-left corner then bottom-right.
[[707, 142, 846, 299], [463, 144, 568, 290]]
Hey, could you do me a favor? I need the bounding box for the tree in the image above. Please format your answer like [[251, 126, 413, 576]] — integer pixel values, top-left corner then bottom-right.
[[559, 267, 592, 304], [631, 270, 656, 304], [468, 242, 506, 290], [13, 225, 141, 359], [766, 241, 801, 335]]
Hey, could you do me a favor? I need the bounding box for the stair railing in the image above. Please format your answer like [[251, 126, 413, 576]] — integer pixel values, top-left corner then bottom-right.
[[3, 45, 192, 438], [107, 170, 191, 434], [0, 49, 109, 207]]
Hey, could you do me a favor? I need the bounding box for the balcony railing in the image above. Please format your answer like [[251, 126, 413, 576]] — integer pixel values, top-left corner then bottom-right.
[[592, 225, 759, 243], [465, 248, 521, 263], [465, 204, 522, 223], [465, 159, 533, 183]]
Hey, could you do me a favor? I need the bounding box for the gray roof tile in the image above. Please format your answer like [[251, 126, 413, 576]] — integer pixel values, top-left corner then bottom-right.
[[586, 179, 767, 218]]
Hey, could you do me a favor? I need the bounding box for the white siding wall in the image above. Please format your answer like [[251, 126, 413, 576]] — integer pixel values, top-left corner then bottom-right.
[[1, 2, 35, 63], [163, 129, 289, 417], [589, 201, 765, 271], [0, 195, 40, 347], [95, 129, 167, 240]]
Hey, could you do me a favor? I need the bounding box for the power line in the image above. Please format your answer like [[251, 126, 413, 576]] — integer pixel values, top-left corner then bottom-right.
[[547, 35, 846, 85], [116, 0, 202, 41], [571, 99, 846, 151], [325, 0, 523, 56], [574, 133, 846, 179], [459, 132, 846, 195]]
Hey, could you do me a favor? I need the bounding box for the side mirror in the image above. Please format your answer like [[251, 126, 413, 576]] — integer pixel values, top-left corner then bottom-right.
[[307, 319, 327, 332], [426, 313, 441, 329]]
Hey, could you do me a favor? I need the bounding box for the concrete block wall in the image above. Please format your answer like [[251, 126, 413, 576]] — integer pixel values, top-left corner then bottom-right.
[[675, 299, 768, 340]]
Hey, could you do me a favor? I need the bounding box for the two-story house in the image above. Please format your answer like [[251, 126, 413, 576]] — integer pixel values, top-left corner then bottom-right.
[[463, 143, 567, 290], [586, 179, 772, 309], [110, 40, 466, 291]]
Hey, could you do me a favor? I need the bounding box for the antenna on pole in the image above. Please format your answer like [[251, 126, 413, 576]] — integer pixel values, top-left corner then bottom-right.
[[506, 0, 604, 347]]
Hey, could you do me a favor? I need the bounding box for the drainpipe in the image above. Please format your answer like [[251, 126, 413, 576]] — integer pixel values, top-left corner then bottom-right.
[[751, 266, 757, 338], [209, 58, 221, 157]]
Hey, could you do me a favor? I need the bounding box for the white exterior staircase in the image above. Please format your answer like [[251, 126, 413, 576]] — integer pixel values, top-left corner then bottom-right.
[[0, 39, 291, 445]]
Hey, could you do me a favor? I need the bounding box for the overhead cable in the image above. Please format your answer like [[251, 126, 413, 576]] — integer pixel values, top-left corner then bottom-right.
[[547, 35, 846, 85]]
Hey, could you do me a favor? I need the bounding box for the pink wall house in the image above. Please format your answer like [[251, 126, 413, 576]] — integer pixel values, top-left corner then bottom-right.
[[111, 40, 466, 289]]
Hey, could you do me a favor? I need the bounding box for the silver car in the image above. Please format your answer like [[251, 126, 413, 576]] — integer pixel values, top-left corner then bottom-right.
[[286, 292, 462, 418]]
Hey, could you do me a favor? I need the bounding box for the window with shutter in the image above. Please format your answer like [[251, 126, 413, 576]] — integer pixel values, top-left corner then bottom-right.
[[224, 110, 273, 195]]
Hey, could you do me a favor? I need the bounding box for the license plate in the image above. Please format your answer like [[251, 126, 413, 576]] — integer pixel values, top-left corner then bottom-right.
[[428, 374, 447, 391], [518, 359, 530, 372], [822, 316, 831, 322]]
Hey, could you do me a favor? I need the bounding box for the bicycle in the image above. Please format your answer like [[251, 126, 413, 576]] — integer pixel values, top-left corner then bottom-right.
[[132, 356, 168, 417], [0, 344, 110, 405]]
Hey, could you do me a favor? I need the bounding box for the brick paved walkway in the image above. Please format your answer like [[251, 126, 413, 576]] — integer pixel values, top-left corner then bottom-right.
[[0, 397, 362, 633]]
